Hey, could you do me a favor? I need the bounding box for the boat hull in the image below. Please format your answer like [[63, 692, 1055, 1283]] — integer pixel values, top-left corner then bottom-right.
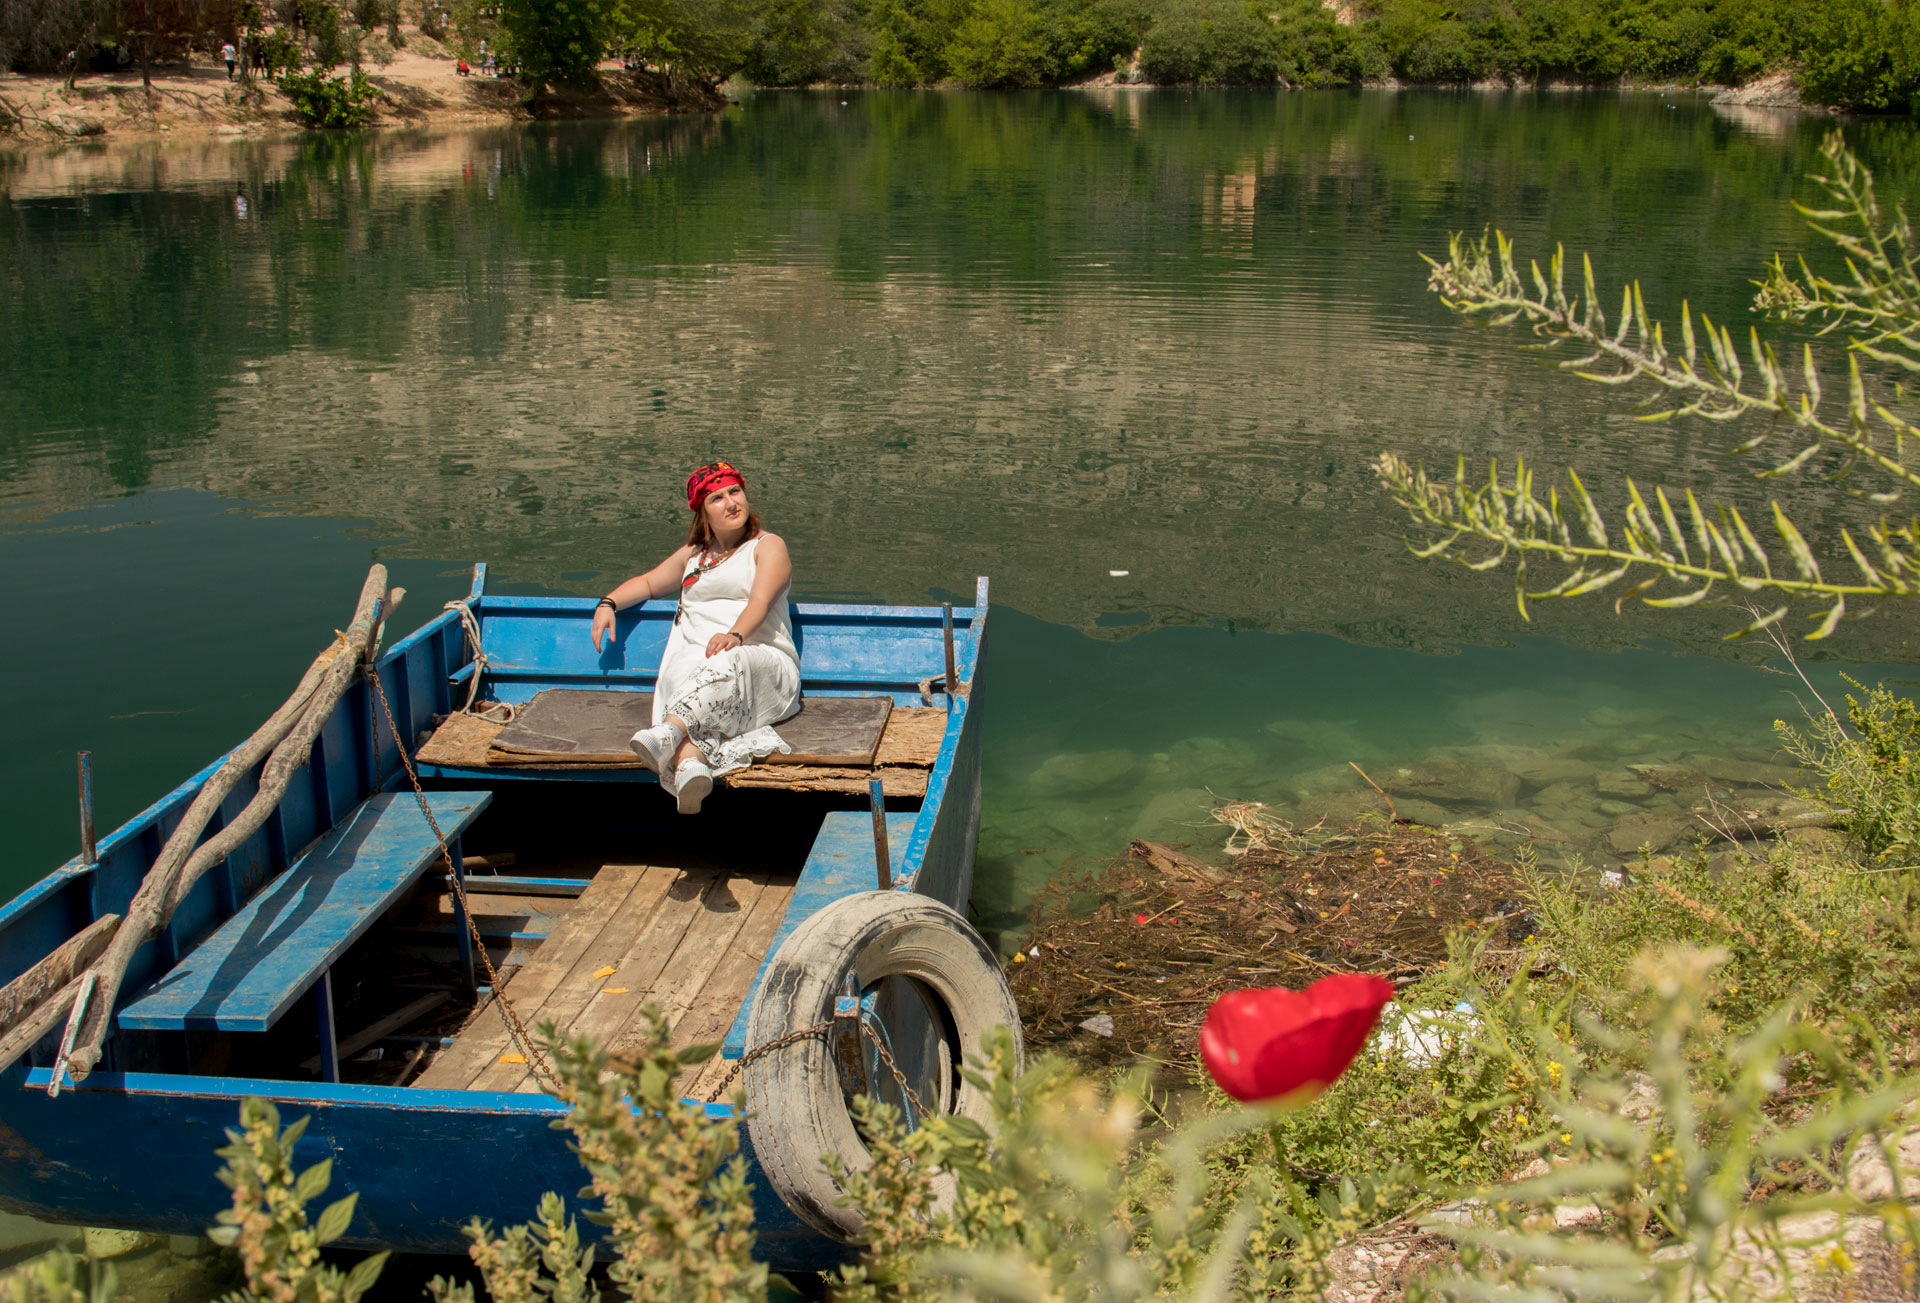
[[0, 572, 991, 1266]]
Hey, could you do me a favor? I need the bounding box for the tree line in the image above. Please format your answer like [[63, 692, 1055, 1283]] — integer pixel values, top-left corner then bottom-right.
[[8, 0, 1920, 109]]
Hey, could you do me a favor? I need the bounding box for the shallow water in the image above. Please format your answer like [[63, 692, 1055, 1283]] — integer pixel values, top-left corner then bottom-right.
[[6, 90, 1920, 927]]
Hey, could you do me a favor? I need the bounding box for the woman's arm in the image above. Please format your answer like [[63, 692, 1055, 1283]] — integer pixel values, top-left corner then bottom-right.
[[590, 545, 697, 651], [703, 534, 792, 658]]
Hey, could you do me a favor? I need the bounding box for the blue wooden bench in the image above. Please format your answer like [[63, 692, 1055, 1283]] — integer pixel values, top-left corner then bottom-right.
[[118, 790, 493, 1081]]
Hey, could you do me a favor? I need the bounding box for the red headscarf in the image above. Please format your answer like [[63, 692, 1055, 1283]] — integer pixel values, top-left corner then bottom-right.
[[686, 461, 744, 512]]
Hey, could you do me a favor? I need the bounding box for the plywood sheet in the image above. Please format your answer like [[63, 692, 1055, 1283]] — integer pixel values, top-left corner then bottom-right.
[[490, 689, 894, 767]]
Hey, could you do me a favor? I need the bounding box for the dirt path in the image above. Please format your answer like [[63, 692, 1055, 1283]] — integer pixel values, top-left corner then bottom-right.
[[0, 39, 674, 144]]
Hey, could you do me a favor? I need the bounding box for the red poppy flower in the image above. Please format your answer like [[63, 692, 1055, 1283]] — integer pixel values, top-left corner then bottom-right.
[[1199, 973, 1395, 1103]]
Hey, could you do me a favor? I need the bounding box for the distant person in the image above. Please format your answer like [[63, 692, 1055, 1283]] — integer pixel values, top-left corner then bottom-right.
[[483, 53, 495, 75], [456, 58, 470, 75], [221, 41, 237, 79], [252, 41, 266, 73], [589, 462, 799, 815]]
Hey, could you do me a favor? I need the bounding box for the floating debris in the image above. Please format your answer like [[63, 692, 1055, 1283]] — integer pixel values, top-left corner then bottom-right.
[[1008, 808, 1527, 1072]]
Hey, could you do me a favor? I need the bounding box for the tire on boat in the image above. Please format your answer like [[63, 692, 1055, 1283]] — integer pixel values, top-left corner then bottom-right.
[[742, 889, 1022, 1241]]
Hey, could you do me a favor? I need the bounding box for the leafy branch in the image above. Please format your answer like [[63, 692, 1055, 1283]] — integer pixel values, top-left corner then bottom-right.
[[1376, 132, 1920, 640]]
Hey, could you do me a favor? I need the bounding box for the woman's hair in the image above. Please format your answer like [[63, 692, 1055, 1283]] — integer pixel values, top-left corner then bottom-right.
[[684, 507, 762, 551]]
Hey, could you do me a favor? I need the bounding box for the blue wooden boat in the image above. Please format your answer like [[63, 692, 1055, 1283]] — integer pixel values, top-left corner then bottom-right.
[[0, 566, 1010, 1266]]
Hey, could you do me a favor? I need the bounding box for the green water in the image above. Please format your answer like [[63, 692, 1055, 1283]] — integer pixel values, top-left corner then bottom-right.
[[7, 90, 1920, 929]]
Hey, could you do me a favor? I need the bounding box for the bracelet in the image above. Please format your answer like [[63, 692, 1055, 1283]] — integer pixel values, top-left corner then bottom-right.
[[725, 631, 744, 644], [595, 597, 617, 613]]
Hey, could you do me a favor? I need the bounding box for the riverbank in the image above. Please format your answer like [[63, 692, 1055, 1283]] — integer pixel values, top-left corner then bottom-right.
[[2, 54, 1812, 147], [0, 47, 677, 144]]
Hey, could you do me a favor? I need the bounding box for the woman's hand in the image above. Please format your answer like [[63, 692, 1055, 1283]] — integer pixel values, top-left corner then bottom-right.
[[590, 604, 616, 652], [705, 630, 744, 659]]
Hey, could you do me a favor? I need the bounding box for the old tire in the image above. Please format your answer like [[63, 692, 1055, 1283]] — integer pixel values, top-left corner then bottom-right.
[[743, 890, 1022, 1241]]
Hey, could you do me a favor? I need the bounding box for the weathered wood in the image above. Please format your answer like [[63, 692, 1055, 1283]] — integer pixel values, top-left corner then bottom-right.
[[412, 865, 651, 1092], [668, 878, 794, 1094], [470, 865, 690, 1094], [0, 973, 89, 1079], [300, 991, 450, 1074], [470, 866, 682, 1090], [487, 689, 894, 767], [63, 567, 392, 1082], [588, 871, 766, 1050], [0, 914, 119, 1065], [1129, 840, 1228, 887]]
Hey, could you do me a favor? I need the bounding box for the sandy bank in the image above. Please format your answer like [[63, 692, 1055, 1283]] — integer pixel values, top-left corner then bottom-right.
[[0, 45, 684, 145]]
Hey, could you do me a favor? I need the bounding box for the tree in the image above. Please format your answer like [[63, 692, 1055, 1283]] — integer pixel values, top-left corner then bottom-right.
[[498, 0, 617, 87], [611, 0, 752, 104], [1374, 132, 1920, 642]]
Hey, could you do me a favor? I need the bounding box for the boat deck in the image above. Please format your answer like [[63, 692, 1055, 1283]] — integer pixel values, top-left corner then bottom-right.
[[413, 861, 795, 1096]]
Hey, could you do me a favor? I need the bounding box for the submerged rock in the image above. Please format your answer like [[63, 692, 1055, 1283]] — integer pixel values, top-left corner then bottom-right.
[[1384, 761, 1520, 809], [1029, 749, 1143, 796], [1607, 813, 1694, 855], [1595, 769, 1653, 798]]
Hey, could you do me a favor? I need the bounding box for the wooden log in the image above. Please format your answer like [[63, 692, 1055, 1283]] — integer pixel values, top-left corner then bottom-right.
[[0, 915, 118, 1046], [0, 972, 88, 1078], [0, 916, 119, 1074], [60, 567, 389, 1083]]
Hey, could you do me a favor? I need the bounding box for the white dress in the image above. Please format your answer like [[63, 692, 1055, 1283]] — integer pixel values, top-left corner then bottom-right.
[[651, 536, 802, 777]]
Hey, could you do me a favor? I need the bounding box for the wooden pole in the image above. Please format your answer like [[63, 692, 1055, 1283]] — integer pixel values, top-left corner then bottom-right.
[[868, 777, 891, 891], [76, 752, 95, 866], [942, 604, 956, 702]]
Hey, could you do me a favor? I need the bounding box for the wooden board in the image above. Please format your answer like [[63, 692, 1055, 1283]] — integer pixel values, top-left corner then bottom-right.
[[411, 864, 655, 1091], [415, 704, 947, 796], [414, 862, 796, 1096], [117, 791, 493, 1033], [489, 689, 894, 767]]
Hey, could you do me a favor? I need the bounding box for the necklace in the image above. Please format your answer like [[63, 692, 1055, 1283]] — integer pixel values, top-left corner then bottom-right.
[[675, 537, 746, 622]]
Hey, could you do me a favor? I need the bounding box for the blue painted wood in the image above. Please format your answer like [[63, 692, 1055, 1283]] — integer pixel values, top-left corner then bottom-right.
[[117, 791, 492, 1033], [720, 810, 920, 1060], [0, 572, 987, 1271], [1, 1068, 845, 1268]]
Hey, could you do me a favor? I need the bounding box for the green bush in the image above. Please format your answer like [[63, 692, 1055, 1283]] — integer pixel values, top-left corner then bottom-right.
[[280, 67, 379, 125], [1137, 0, 1280, 83], [738, 0, 865, 84], [1796, 0, 1920, 110]]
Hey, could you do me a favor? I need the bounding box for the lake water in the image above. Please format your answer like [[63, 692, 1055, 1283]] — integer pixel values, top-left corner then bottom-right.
[[7, 90, 1920, 941]]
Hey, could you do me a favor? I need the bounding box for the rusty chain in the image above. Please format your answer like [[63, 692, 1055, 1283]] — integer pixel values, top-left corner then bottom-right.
[[701, 1011, 931, 1123], [371, 670, 565, 1096]]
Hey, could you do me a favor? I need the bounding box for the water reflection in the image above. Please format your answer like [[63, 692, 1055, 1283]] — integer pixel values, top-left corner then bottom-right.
[[6, 92, 1920, 920]]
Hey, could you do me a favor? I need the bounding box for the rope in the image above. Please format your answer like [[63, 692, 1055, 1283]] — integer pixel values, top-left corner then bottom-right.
[[444, 599, 515, 723], [371, 668, 562, 1095]]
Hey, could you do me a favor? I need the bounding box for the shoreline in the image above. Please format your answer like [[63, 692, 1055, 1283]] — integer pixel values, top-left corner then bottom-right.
[[1, 56, 1811, 148]]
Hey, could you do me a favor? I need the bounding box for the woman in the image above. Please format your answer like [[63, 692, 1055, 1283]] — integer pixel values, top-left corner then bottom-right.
[[589, 462, 799, 814]]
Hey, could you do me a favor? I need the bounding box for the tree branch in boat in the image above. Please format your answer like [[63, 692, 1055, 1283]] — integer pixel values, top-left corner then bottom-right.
[[53, 565, 389, 1083]]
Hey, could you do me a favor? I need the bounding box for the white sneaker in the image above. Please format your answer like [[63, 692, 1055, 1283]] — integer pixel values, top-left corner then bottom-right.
[[674, 757, 713, 815], [628, 724, 676, 774]]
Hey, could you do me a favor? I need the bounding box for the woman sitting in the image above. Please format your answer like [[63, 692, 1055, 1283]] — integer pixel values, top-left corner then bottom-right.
[[589, 462, 799, 814]]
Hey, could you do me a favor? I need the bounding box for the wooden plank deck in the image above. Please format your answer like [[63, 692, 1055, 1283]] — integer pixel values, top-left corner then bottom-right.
[[413, 862, 796, 1095]]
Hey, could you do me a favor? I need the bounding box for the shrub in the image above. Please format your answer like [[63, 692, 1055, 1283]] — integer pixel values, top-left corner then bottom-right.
[[1137, 0, 1280, 83], [947, 0, 1047, 85], [1779, 677, 1920, 864], [1797, 0, 1920, 110], [280, 67, 379, 125]]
